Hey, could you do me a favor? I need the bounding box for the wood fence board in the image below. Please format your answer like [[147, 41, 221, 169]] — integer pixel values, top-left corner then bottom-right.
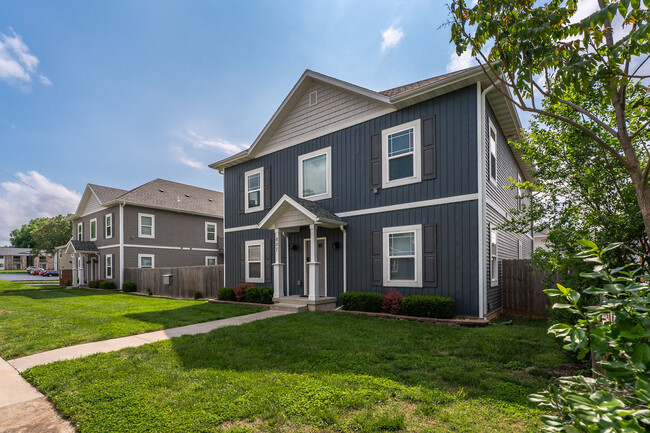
[[123, 265, 224, 299], [501, 259, 550, 317]]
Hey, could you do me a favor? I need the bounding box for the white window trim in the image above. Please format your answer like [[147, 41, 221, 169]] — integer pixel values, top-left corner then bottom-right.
[[77, 222, 83, 241], [382, 224, 422, 288], [105, 254, 113, 279], [245, 239, 264, 283], [489, 119, 497, 185], [205, 222, 217, 243], [138, 213, 155, 239], [298, 146, 332, 201], [105, 213, 113, 239], [244, 167, 264, 213], [381, 119, 422, 189], [518, 239, 523, 260], [490, 226, 499, 287], [138, 253, 155, 269], [89, 218, 97, 241], [205, 256, 219, 266], [516, 172, 522, 210]]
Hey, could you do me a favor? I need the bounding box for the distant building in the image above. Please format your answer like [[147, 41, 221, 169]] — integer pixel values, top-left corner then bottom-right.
[[0, 247, 54, 270]]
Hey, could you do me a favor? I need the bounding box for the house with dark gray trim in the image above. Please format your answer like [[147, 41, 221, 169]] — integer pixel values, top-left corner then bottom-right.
[[210, 66, 533, 318], [66, 179, 223, 288]]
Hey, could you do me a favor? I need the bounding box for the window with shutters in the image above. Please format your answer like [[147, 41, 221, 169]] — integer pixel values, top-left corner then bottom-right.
[[490, 226, 498, 286], [245, 239, 264, 283], [298, 147, 331, 200], [205, 222, 217, 243], [105, 214, 113, 239], [383, 225, 422, 287], [90, 218, 97, 241], [381, 119, 422, 188], [489, 120, 497, 184], [105, 254, 113, 279], [244, 167, 264, 213], [77, 222, 83, 241]]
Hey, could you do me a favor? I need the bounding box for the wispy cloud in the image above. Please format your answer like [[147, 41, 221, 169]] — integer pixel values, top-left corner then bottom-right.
[[446, 49, 476, 72], [0, 28, 51, 89], [381, 25, 404, 51], [174, 146, 206, 170], [0, 171, 80, 246], [177, 130, 247, 155]]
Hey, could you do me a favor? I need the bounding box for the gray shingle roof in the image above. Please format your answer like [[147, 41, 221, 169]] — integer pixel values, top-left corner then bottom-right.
[[69, 241, 99, 253], [288, 196, 343, 224], [379, 68, 474, 98], [88, 184, 128, 204], [0, 247, 33, 256]]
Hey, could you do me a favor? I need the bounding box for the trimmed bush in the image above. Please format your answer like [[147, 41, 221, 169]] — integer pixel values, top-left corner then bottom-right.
[[193, 291, 203, 300], [122, 282, 137, 292], [234, 283, 254, 302], [381, 289, 404, 315], [245, 286, 274, 304], [65, 280, 72, 287], [88, 279, 104, 289], [98, 281, 117, 290], [339, 291, 383, 312], [218, 287, 236, 301], [401, 295, 454, 319]]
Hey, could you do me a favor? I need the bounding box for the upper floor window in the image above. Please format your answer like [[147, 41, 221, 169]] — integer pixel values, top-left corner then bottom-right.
[[105, 214, 113, 239], [89, 218, 97, 241], [205, 222, 217, 243], [245, 239, 264, 283], [138, 253, 154, 268], [138, 213, 155, 238], [489, 120, 497, 184], [516, 173, 522, 211], [298, 147, 331, 200], [245, 167, 264, 213], [77, 222, 83, 241], [382, 119, 422, 188], [383, 225, 422, 288], [490, 225, 498, 286]]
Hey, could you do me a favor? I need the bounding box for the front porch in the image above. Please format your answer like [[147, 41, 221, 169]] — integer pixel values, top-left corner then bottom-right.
[[64, 240, 100, 286]]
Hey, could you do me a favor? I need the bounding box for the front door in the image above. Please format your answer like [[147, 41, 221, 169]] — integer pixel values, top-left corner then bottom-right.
[[304, 237, 327, 297]]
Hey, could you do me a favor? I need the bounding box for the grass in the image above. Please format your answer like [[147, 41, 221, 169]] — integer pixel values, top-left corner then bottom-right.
[[23, 312, 578, 432], [0, 270, 26, 273], [0, 280, 263, 359]]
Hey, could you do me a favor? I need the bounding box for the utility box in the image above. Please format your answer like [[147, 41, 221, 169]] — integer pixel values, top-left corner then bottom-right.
[[163, 274, 172, 285]]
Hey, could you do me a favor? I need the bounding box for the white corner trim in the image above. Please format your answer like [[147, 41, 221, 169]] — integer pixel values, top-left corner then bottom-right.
[[244, 167, 264, 213], [381, 119, 422, 189], [298, 146, 332, 201], [336, 193, 478, 218]]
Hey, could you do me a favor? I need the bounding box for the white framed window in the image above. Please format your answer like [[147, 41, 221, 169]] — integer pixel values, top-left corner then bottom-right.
[[205, 256, 218, 266], [205, 222, 217, 243], [245, 239, 264, 283], [89, 218, 97, 241], [245, 167, 264, 213], [381, 119, 422, 188], [518, 239, 523, 259], [105, 254, 113, 279], [105, 214, 113, 239], [516, 172, 522, 211], [77, 222, 83, 241], [490, 225, 498, 286], [298, 146, 331, 200], [489, 120, 497, 185], [138, 213, 155, 238], [383, 225, 422, 288], [138, 254, 154, 269]]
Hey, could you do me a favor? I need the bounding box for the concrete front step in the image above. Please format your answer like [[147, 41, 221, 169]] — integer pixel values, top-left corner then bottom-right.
[[270, 303, 308, 313]]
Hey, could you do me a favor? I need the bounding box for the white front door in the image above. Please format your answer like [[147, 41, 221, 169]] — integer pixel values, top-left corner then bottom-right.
[[304, 237, 327, 297]]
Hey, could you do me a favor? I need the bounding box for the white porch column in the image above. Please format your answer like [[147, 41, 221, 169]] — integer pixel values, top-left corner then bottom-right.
[[78, 255, 85, 285], [272, 229, 285, 299], [72, 253, 78, 286], [307, 224, 319, 301]]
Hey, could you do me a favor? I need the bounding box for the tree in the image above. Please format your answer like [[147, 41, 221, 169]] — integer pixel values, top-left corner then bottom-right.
[[30, 215, 72, 255], [450, 0, 650, 242], [9, 218, 45, 248]]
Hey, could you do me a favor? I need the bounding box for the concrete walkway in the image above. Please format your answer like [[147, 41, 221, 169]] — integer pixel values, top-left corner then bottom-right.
[[0, 309, 292, 432]]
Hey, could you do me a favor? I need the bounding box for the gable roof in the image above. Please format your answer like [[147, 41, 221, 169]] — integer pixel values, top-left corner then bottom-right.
[[66, 240, 99, 254], [0, 247, 34, 256], [259, 195, 345, 230], [88, 184, 127, 204]]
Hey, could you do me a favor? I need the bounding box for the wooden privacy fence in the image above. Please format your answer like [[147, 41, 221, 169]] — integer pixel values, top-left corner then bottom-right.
[[501, 259, 551, 317], [124, 265, 224, 299]]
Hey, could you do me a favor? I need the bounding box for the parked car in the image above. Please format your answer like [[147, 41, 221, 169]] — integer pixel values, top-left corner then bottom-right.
[[42, 270, 59, 277], [33, 268, 46, 276], [26, 266, 40, 274]]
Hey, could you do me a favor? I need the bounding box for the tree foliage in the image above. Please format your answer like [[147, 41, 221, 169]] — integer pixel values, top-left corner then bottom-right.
[[10, 218, 45, 248], [29, 214, 73, 255]]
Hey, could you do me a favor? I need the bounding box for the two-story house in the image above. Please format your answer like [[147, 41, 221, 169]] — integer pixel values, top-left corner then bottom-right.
[[65, 179, 224, 288], [210, 66, 533, 318]]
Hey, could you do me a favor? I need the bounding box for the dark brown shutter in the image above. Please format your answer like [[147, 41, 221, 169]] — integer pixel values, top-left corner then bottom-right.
[[422, 116, 436, 180], [423, 224, 437, 287], [239, 241, 245, 282], [370, 133, 382, 189], [371, 229, 382, 285], [264, 165, 271, 210], [265, 238, 272, 283], [239, 174, 245, 214]]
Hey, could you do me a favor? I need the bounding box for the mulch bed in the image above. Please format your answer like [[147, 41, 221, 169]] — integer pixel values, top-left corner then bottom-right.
[[331, 309, 489, 327], [208, 299, 271, 308]]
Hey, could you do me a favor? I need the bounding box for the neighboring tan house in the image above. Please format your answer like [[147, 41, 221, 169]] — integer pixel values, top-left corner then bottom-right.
[[210, 66, 533, 318], [0, 247, 53, 270], [66, 179, 224, 288]]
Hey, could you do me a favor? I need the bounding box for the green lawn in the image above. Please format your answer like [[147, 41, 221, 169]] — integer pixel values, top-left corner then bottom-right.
[[0, 281, 262, 359], [0, 270, 26, 273], [23, 312, 578, 433], [0, 281, 62, 293]]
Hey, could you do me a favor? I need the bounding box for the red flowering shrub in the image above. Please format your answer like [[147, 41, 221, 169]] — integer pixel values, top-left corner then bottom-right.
[[234, 283, 254, 302], [381, 289, 404, 315]]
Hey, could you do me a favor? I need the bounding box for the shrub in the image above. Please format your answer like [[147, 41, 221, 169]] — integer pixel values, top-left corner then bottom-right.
[[245, 286, 274, 304], [234, 283, 254, 302], [401, 295, 454, 319], [88, 279, 104, 288], [193, 291, 203, 300], [218, 287, 236, 301], [339, 291, 383, 312], [381, 289, 404, 315], [98, 281, 117, 290], [122, 281, 137, 292], [65, 280, 72, 287]]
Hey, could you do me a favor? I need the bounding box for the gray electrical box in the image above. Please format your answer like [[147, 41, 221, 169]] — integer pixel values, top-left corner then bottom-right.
[[163, 274, 172, 285]]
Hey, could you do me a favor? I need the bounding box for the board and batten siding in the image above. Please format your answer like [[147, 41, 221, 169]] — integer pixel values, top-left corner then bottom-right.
[[224, 85, 478, 228]]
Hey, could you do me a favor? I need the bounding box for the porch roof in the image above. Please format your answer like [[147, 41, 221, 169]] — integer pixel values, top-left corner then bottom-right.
[[65, 240, 99, 254], [259, 195, 345, 230]]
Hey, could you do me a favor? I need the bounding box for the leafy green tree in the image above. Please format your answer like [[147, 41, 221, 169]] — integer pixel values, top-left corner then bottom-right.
[[9, 218, 46, 248], [30, 215, 73, 255], [450, 0, 650, 240]]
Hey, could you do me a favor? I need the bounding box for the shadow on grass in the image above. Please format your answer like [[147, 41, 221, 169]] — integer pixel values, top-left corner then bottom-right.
[[123, 302, 262, 328], [0, 288, 117, 299]]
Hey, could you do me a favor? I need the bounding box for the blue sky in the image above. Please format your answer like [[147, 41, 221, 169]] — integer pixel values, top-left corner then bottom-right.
[[0, 0, 474, 244]]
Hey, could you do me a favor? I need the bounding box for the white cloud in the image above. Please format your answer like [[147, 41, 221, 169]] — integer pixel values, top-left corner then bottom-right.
[[0, 28, 51, 89], [0, 171, 81, 246], [446, 49, 476, 72], [381, 25, 404, 51], [174, 146, 206, 170], [177, 130, 247, 155]]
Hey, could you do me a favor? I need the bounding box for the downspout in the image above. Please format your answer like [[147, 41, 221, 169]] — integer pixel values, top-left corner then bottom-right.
[[283, 232, 289, 296], [478, 82, 494, 319], [119, 202, 125, 290], [339, 225, 347, 293]]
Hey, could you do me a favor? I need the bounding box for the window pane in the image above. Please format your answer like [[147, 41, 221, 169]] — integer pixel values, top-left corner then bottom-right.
[[302, 154, 327, 197], [390, 257, 415, 280], [106, 216, 111, 225], [389, 155, 414, 180], [207, 258, 216, 266], [388, 129, 413, 157], [249, 262, 261, 279], [91, 222, 96, 238], [107, 257, 112, 266], [248, 245, 261, 261], [141, 226, 152, 236], [207, 224, 215, 233], [141, 216, 152, 227], [141, 257, 152, 268], [389, 232, 415, 256], [248, 191, 260, 208], [248, 173, 260, 190]]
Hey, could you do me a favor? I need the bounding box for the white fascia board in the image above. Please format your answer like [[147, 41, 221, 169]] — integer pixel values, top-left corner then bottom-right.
[[258, 194, 320, 229]]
